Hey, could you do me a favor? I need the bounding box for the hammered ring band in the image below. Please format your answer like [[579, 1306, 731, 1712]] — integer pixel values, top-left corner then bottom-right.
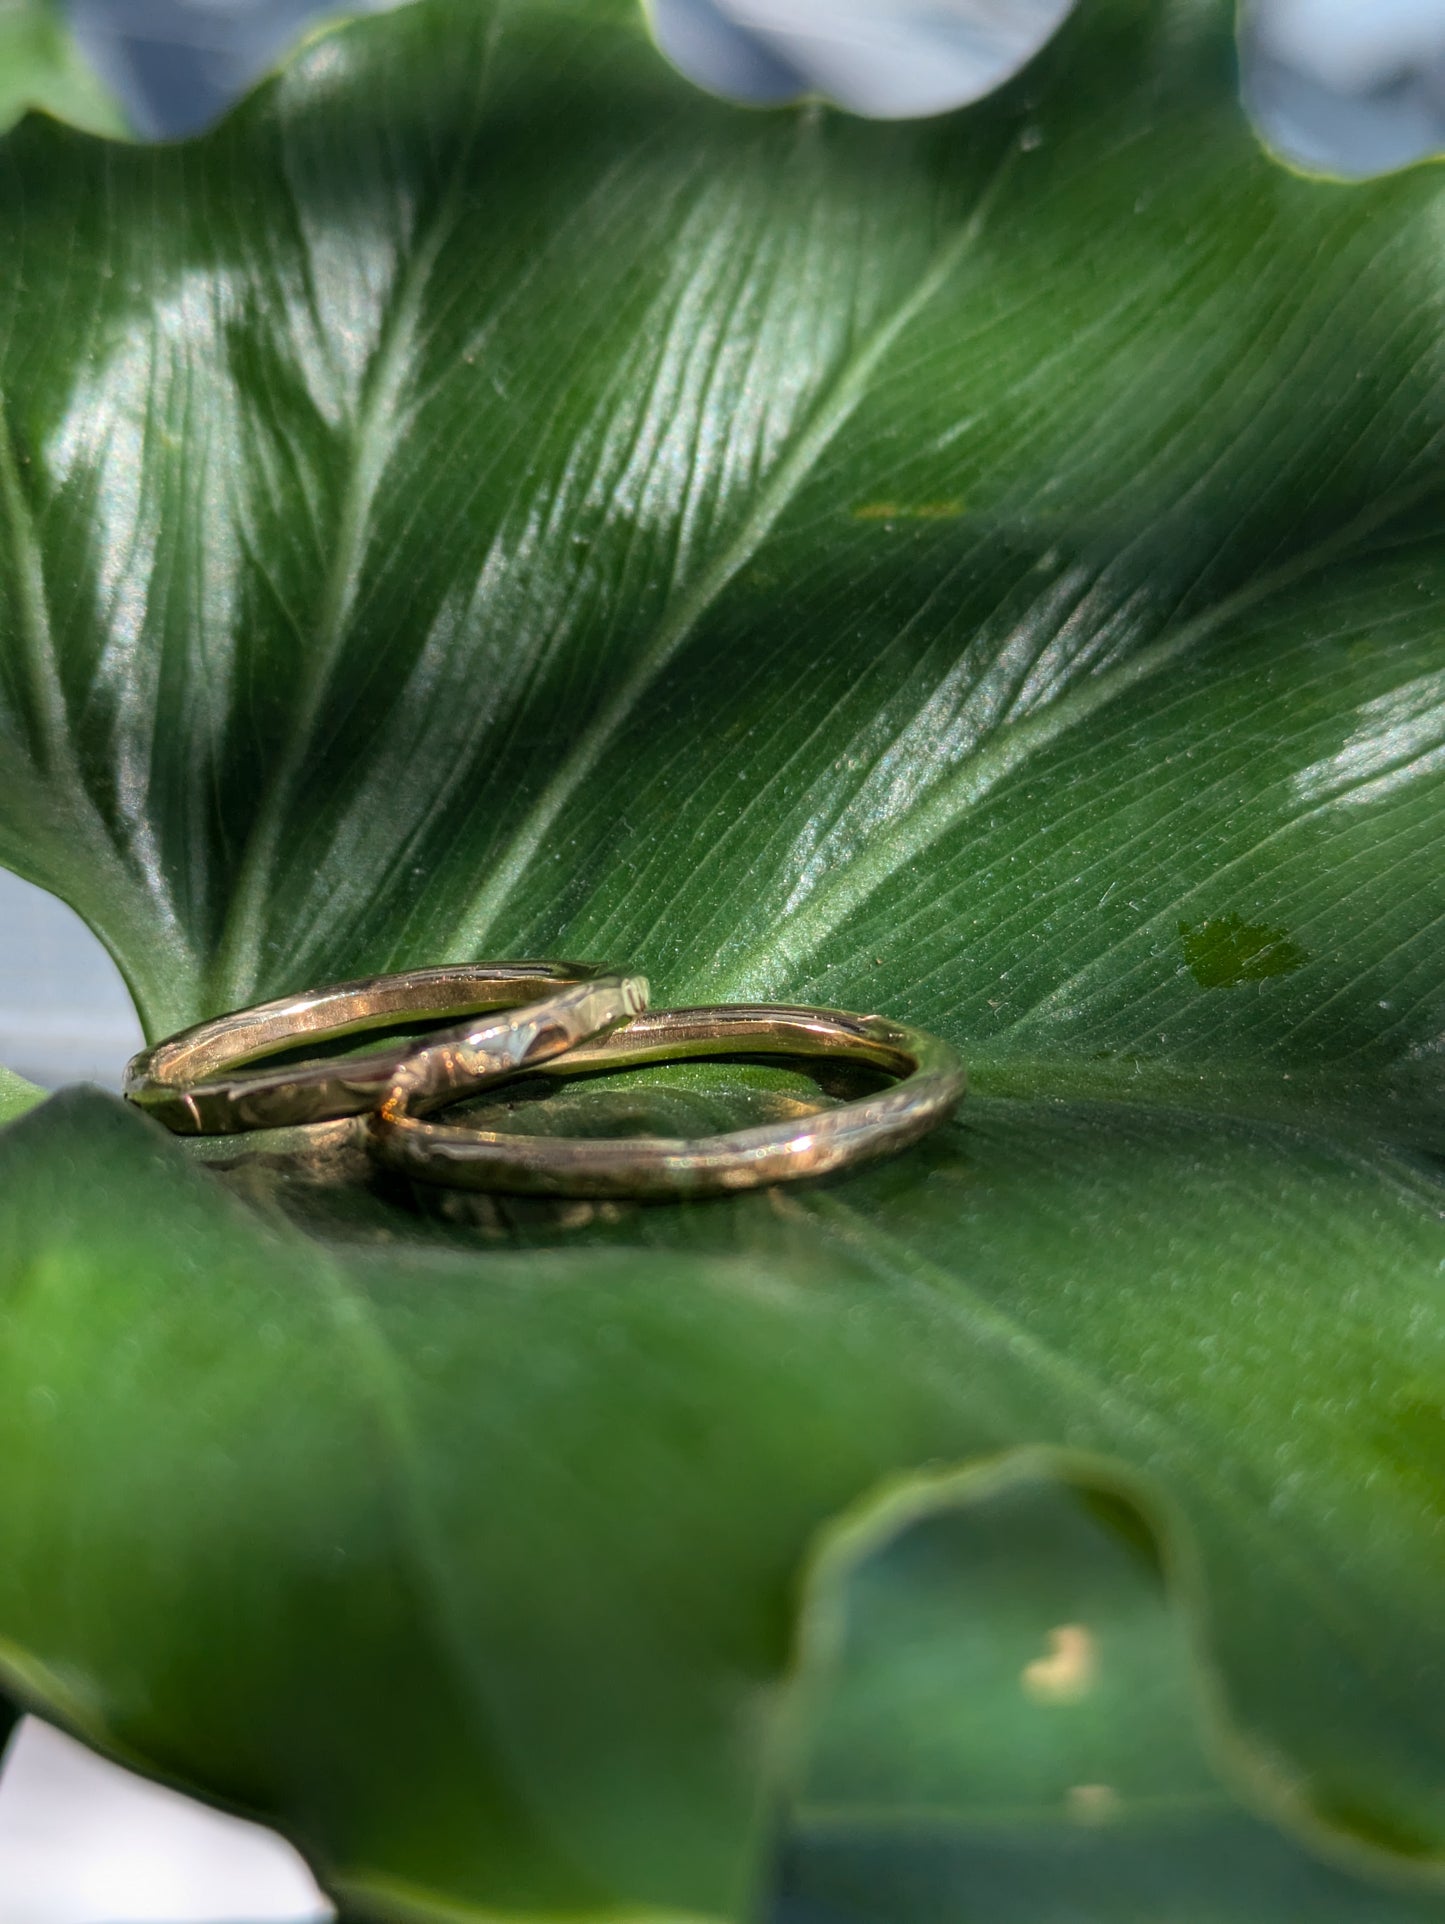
[[126, 961, 964, 1197], [125, 961, 648, 1136], [369, 1004, 964, 1199]]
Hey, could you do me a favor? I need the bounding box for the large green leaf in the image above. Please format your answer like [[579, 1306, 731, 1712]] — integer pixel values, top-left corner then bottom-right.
[[4, 1087, 1445, 1924], [1, 0, 1445, 1918]]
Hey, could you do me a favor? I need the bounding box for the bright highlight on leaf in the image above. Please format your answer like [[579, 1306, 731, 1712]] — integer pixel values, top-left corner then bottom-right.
[[0, 0, 1444, 1920]]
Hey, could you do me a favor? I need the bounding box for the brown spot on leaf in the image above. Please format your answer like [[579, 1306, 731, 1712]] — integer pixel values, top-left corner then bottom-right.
[[852, 500, 965, 521], [1022, 1623, 1096, 1703], [1067, 1784, 1121, 1824], [1179, 914, 1307, 988]]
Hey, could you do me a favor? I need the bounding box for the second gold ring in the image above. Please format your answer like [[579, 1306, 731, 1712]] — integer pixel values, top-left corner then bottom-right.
[[369, 1003, 965, 1198]]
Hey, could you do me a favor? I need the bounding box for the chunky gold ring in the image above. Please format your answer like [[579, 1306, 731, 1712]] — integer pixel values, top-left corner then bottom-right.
[[367, 1004, 964, 1198], [125, 962, 649, 1136]]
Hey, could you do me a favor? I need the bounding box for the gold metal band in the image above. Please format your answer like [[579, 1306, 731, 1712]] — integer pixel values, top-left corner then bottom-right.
[[125, 962, 649, 1136], [368, 1004, 964, 1198]]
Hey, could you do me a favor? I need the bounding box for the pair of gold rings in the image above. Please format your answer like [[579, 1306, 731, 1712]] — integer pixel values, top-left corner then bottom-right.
[[124, 961, 965, 1199]]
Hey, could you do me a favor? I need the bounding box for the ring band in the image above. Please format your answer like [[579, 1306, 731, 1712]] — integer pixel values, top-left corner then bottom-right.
[[125, 962, 649, 1136], [368, 1004, 964, 1198]]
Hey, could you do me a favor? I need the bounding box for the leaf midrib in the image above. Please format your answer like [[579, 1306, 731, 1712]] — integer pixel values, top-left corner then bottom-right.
[[441, 138, 1025, 957], [211, 12, 508, 1010], [305, 1231, 584, 1891]]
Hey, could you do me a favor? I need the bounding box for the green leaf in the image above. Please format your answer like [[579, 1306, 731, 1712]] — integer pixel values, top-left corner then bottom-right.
[[4, 1090, 1445, 1922], [0, 0, 128, 138], [0, 1057, 44, 1787], [0, 0, 1439, 1077], [1, 0, 1445, 1918], [0, 1066, 43, 1123], [783, 1458, 1445, 1924]]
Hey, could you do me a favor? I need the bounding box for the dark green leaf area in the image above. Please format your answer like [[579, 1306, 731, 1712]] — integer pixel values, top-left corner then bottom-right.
[[1178, 914, 1308, 991], [4, 1090, 1445, 1922], [435, 1055, 890, 1141], [782, 1465, 1445, 1924]]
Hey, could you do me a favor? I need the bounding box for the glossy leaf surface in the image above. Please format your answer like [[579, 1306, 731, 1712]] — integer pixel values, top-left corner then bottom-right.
[[0, 0, 1444, 1919], [5, 1085, 1445, 1921]]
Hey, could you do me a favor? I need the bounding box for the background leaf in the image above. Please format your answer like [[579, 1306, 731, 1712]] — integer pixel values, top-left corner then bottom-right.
[[1, 0, 1444, 1919], [782, 1458, 1445, 1924], [0, 1067, 43, 1123], [0, 0, 128, 137]]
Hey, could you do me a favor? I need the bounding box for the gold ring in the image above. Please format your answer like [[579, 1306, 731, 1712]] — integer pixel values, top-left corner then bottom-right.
[[125, 962, 649, 1136], [367, 1004, 964, 1198]]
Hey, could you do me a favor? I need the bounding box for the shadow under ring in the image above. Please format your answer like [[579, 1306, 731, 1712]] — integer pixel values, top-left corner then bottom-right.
[[367, 1003, 966, 1199]]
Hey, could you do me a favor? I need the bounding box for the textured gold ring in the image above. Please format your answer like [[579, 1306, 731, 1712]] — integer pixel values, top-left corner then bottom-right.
[[368, 1003, 964, 1198], [125, 962, 649, 1136]]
